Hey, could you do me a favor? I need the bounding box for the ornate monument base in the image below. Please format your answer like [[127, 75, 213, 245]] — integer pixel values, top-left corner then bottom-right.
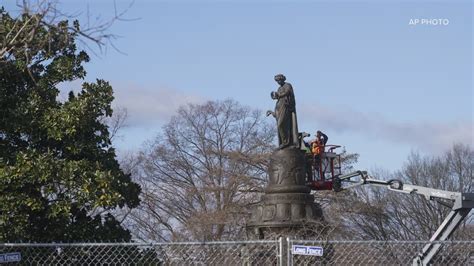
[[247, 147, 324, 239]]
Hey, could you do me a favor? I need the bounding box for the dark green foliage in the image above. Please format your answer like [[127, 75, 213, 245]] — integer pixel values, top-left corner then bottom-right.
[[0, 8, 140, 242]]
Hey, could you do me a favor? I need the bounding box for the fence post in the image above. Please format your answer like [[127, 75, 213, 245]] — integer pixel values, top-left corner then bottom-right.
[[286, 237, 291, 266], [278, 237, 283, 266], [277, 237, 290, 266]]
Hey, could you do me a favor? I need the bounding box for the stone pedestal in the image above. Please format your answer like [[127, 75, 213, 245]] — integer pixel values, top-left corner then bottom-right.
[[247, 147, 324, 239]]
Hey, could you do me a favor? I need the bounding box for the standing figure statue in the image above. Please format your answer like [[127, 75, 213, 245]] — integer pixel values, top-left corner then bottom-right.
[[267, 74, 299, 149]]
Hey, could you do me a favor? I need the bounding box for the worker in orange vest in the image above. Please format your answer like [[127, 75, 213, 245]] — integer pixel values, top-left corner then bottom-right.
[[310, 130, 328, 179]]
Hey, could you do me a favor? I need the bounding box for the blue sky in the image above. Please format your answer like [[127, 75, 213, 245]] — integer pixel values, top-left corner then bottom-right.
[[3, 0, 472, 172]]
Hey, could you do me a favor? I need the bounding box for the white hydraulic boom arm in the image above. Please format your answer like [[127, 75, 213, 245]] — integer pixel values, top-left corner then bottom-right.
[[333, 171, 474, 266]]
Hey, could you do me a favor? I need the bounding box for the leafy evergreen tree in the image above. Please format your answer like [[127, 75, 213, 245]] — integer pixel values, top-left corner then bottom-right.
[[0, 7, 140, 242]]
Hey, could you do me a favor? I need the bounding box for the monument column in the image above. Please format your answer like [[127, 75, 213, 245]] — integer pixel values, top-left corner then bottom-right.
[[247, 74, 324, 239]]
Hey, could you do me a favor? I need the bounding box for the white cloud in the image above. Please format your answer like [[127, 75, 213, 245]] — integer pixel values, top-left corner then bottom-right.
[[299, 103, 473, 154], [58, 81, 205, 127], [112, 84, 205, 127]]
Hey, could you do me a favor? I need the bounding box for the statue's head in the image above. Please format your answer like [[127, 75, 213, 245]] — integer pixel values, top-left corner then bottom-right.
[[274, 74, 286, 85]]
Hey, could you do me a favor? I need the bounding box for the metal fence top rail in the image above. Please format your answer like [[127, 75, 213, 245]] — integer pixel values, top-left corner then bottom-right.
[[0, 239, 472, 247], [289, 240, 474, 244], [0, 239, 279, 247]]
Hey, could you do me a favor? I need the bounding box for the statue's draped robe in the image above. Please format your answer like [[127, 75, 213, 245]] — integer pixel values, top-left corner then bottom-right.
[[275, 82, 298, 148]]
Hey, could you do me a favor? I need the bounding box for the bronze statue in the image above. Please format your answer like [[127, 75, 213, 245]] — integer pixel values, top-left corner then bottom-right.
[[248, 74, 323, 240], [267, 74, 299, 149]]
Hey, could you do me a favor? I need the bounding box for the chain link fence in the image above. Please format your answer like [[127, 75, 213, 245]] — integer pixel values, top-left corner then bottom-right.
[[288, 240, 474, 266], [0, 240, 472, 265], [0, 240, 281, 265]]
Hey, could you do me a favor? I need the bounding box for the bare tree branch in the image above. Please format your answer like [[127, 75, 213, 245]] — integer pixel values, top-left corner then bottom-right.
[[124, 99, 275, 241], [1, 0, 137, 62], [327, 144, 473, 240]]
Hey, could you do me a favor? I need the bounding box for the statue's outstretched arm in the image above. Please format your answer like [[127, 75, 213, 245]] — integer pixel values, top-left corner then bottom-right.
[[266, 110, 276, 117]]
